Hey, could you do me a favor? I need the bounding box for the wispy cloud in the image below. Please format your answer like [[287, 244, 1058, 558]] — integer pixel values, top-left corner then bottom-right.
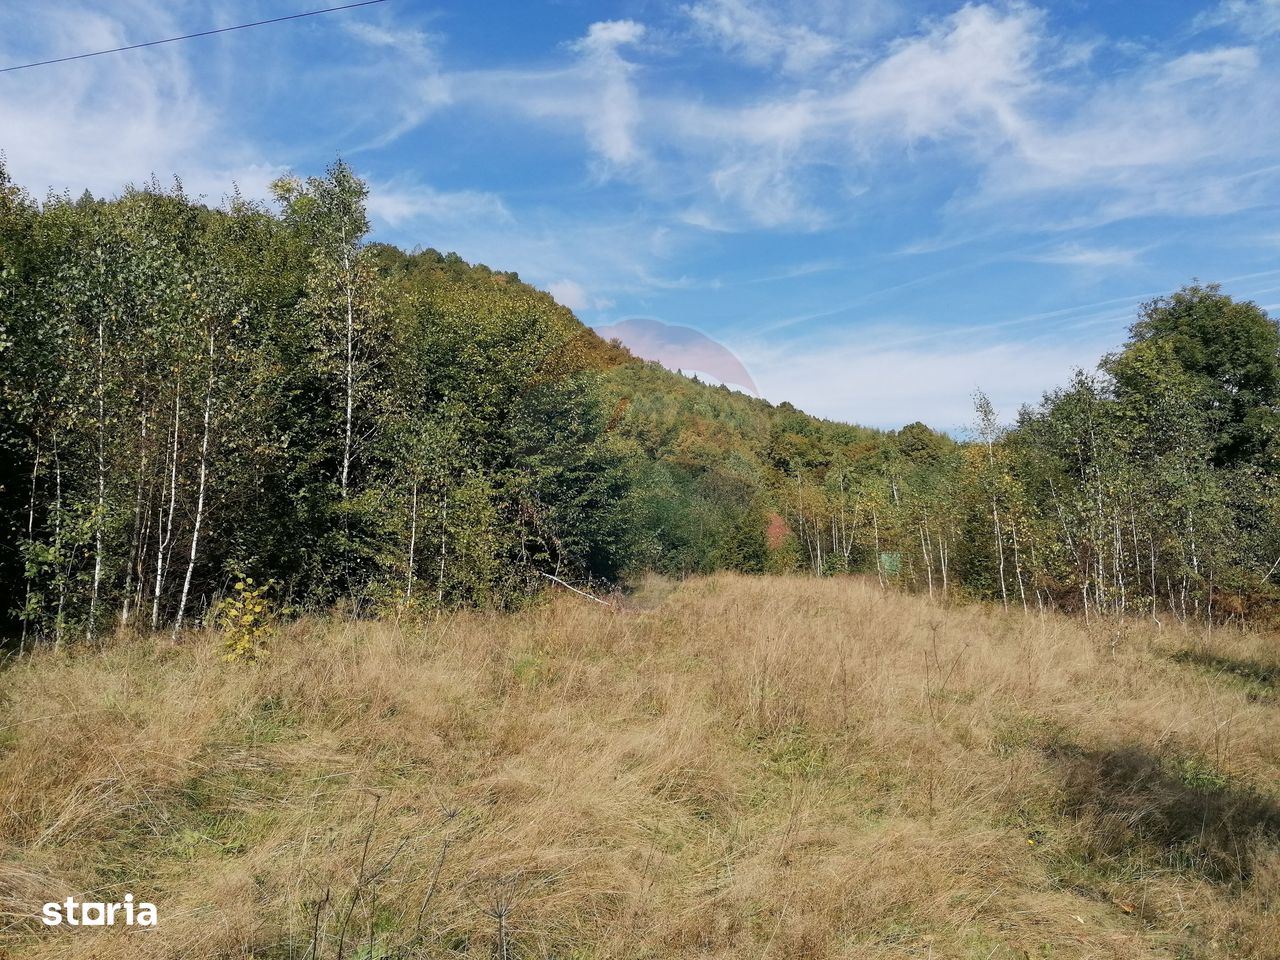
[[684, 0, 902, 74], [342, 21, 451, 150], [1028, 243, 1145, 268], [0, 2, 280, 201], [326, 1, 1280, 253], [685, 0, 839, 74], [365, 180, 510, 228], [1196, 0, 1280, 37], [738, 329, 1119, 430], [746, 258, 844, 283], [841, 4, 1043, 147]]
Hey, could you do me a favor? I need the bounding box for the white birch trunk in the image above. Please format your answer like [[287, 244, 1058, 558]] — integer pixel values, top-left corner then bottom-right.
[[88, 312, 106, 641], [340, 240, 355, 499], [20, 436, 40, 652], [406, 477, 418, 600], [174, 333, 214, 636], [121, 409, 149, 627], [152, 382, 181, 629]]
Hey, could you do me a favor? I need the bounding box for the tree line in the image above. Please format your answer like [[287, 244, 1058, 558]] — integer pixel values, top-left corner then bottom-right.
[[0, 160, 629, 648], [610, 284, 1280, 623], [3, 157, 1278, 649]]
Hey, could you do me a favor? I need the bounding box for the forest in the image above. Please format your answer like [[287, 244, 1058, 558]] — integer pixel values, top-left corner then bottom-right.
[[3, 159, 1279, 650]]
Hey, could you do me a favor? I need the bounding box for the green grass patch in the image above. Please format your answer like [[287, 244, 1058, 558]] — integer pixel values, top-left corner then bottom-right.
[[1170, 648, 1277, 702]]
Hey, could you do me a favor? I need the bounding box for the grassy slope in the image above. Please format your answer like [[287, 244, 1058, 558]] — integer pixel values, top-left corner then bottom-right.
[[2, 576, 1279, 959]]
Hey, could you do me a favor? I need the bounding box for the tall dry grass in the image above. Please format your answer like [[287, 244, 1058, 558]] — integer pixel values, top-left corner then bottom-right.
[[0, 574, 1277, 959]]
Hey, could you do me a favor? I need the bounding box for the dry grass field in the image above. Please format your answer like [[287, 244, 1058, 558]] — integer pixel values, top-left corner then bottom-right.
[[1, 574, 1278, 959]]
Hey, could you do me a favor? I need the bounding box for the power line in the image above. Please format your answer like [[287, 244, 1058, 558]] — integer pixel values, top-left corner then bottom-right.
[[0, 0, 391, 74]]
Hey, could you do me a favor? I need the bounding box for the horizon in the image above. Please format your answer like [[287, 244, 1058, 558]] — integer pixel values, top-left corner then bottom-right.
[[3, 0, 1279, 430]]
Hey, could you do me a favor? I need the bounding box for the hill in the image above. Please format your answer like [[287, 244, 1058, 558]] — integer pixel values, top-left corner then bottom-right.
[[0, 159, 922, 646], [597, 355, 897, 577], [2, 575, 1278, 958]]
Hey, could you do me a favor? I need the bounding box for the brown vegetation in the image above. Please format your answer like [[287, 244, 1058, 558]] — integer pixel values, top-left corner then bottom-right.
[[1, 575, 1279, 959]]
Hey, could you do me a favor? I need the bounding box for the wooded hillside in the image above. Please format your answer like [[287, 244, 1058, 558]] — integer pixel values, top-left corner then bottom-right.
[[3, 159, 1279, 649]]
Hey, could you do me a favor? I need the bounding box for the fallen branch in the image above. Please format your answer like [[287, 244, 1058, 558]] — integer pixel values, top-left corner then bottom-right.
[[538, 572, 616, 609]]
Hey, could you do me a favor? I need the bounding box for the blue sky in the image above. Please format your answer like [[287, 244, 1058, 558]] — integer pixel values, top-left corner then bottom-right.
[[3, 0, 1280, 430]]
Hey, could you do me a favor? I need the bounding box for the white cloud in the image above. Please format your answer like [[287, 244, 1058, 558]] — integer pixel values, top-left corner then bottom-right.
[[0, 4, 279, 202], [344, 21, 451, 149], [567, 20, 647, 168], [841, 4, 1042, 146], [1156, 45, 1260, 86], [547, 279, 590, 312], [437, 19, 650, 179], [1028, 243, 1144, 268], [574, 19, 646, 51], [668, 93, 827, 228], [747, 258, 844, 283], [740, 330, 1119, 430], [684, 0, 902, 75], [360, 2, 1280, 238], [706, 151, 822, 229], [685, 0, 839, 74], [544, 278, 615, 313], [344, 20, 436, 58], [1196, 0, 1280, 37], [10, 0, 1280, 249], [366, 181, 511, 228], [969, 44, 1277, 223]]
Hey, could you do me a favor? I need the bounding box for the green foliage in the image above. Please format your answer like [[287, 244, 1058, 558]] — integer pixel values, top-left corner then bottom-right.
[[0, 159, 634, 646], [718, 503, 768, 573], [1119, 283, 1280, 467], [601, 359, 885, 578]]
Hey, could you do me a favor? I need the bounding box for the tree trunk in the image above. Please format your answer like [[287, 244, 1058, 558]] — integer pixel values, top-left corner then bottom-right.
[[340, 245, 355, 499], [121, 408, 149, 627], [938, 528, 949, 597], [175, 333, 214, 636], [985, 437, 1009, 610], [1009, 515, 1028, 614], [436, 488, 449, 605], [88, 311, 106, 641], [991, 496, 1008, 609], [53, 436, 65, 651], [19, 435, 41, 653], [872, 510, 884, 588], [133, 467, 156, 616], [153, 381, 181, 629], [919, 524, 934, 599], [406, 476, 418, 600]]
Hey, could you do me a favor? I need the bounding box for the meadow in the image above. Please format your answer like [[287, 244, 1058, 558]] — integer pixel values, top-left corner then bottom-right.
[[1, 574, 1278, 959]]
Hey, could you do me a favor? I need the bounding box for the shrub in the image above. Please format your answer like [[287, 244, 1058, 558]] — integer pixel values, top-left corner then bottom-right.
[[212, 574, 275, 663]]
